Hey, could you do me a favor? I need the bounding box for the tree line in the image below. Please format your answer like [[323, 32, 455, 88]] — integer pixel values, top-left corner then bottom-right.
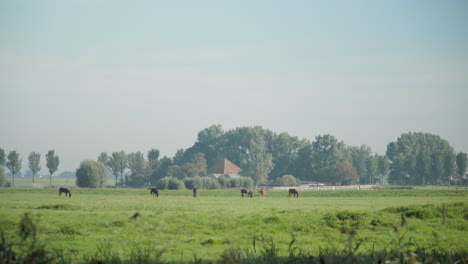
[[0, 149, 60, 187], [78, 125, 468, 188], [2, 125, 467, 188]]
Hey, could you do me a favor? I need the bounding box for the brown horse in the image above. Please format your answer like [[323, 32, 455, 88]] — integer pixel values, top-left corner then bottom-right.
[[259, 188, 266, 197], [193, 188, 198, 198], [288, 188, 299, 198], [58, 187, 71, 197], [150, 188, 159, 197], [241, 188, 253, 198]]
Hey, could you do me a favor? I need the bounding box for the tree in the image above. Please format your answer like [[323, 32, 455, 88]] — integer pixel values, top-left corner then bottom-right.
[[6, 151, 22, 186], [46, 150, 60, 186], [0, 148, 5, 187], [277, 174, 300, 186], [377, 155, 390, 184], [244, 136, 274, 186], [76, 160, 108, 188], [97, 152, 109, 165], [386, 132, 456, 185], [108, 151, 127, 186], [28, 152, 41, 184], [456, 152, 467, 178], [348, 145, 372, 184], [320, 162, 359, 185], [366, 155, 378, 184], [147, 148, 160, 172], [0, 148, 5, 166], [126, 152, 148, 187], [311, 134, 348, 181]]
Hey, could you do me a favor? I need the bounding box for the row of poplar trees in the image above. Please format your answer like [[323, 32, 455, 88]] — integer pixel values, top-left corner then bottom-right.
[[0, 148, 60, 186]]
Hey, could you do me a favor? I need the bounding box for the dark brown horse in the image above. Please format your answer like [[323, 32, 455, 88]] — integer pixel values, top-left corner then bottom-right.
[[193, 188, 198, 198], [288, 188, 299, 198], [150, 188, 159, 197], [241, 188, 253, 198], [58, 187, 71, 197]]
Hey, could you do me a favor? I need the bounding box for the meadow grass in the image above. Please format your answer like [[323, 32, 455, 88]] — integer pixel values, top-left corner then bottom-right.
[[0, 188, 467, 263]]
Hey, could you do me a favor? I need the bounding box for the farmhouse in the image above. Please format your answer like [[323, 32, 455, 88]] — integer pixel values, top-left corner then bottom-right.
[[207, 158, 242, 178]]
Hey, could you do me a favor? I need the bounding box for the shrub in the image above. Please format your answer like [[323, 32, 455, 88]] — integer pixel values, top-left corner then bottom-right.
[[217, 175, 229, 188], [277, 174, 300, 186], [155, 177, 170, 189], [228, 177, 241, 188], [76, 160, 107, 188], [239, 177, 254, 188], [201, 177, 220, 189], [167, 177, 185, 190]]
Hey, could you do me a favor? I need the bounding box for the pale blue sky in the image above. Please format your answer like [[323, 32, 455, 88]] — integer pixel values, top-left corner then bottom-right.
[[1, 1, 467, 172]]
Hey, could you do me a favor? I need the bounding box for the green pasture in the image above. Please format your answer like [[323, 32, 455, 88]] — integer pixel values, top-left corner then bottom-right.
[[7, 176, 114, 187], [0, 188, 467, 263]]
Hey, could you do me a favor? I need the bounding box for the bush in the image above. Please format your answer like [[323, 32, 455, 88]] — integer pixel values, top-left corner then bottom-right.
[[76, 160, 108, 188], [155, 177, 170, 190], [201, 177, 220, 189], [217, 175, 229, 188], [157, 177, 186, 190], [168, 177, 185, 190], [239, 177, 254, 188], [277, 174, 300, 186]]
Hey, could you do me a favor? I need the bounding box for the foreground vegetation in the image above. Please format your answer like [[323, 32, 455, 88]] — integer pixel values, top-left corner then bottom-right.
[[0, 188, 467, 263]]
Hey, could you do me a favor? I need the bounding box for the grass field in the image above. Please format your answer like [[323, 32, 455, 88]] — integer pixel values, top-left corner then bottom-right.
[[0, 188, 467, 263]]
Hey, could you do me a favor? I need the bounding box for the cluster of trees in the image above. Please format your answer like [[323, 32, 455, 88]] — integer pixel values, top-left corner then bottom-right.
[[386, 132, 467, 185], [75, 126, 467, 188], [177, 125, 392, 185], [4, 126, 468, 188], [0, 148, 60, 187]]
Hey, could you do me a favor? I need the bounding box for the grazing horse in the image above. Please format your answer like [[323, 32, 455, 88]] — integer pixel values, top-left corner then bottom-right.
[[193, 188, 198, 198], [288, 188, 299, 198], [241, 188, 253, 198], [58, 187, 71, 197], [259, 188, 266, 197], [150, 188, 159, 197]]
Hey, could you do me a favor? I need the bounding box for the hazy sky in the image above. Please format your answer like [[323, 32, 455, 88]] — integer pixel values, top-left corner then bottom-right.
[[1, 1, 467, 172]]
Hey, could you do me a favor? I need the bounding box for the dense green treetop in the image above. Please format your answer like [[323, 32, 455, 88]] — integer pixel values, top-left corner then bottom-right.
[[386, 132, 456, 185]]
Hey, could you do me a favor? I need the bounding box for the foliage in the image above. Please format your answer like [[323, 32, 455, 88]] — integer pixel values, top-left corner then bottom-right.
[[456, 152, 467, 178], [45, 150, 59, 176], [28, 152, 41, 184], [386, 132, 456, 185], [0, 147, 5, 166], [277, 174, 300, 186], [75, 160, 108, 188], [348, 145, 372, 183], [45, 150, 59, 186], [155, 177, 185, 190], [0, 166, 6, 187], [320, 162, 359, 185], [97, 152, 109, 165], [108, 151, 127, 186], [6, 150, 22, 186]]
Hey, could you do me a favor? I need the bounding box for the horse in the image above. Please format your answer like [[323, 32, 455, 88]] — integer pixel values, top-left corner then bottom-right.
[[150, 188, 159, 197], [58, 187, 71, 197], [259, 188, 266, 197], [193, 188, 198, 198], [288, 188, 299, 198], [241, 188, 253, 198]]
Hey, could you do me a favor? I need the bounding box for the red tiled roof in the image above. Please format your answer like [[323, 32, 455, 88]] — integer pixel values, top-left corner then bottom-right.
[[207, 159, 242, 174]]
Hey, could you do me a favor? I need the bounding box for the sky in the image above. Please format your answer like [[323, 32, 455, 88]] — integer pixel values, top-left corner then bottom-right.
[[1, 0, 467, 173]]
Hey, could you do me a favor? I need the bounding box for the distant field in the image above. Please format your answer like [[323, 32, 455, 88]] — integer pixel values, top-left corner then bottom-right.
[[6, 176, 114, 187], [0, 188, 467, 263]]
